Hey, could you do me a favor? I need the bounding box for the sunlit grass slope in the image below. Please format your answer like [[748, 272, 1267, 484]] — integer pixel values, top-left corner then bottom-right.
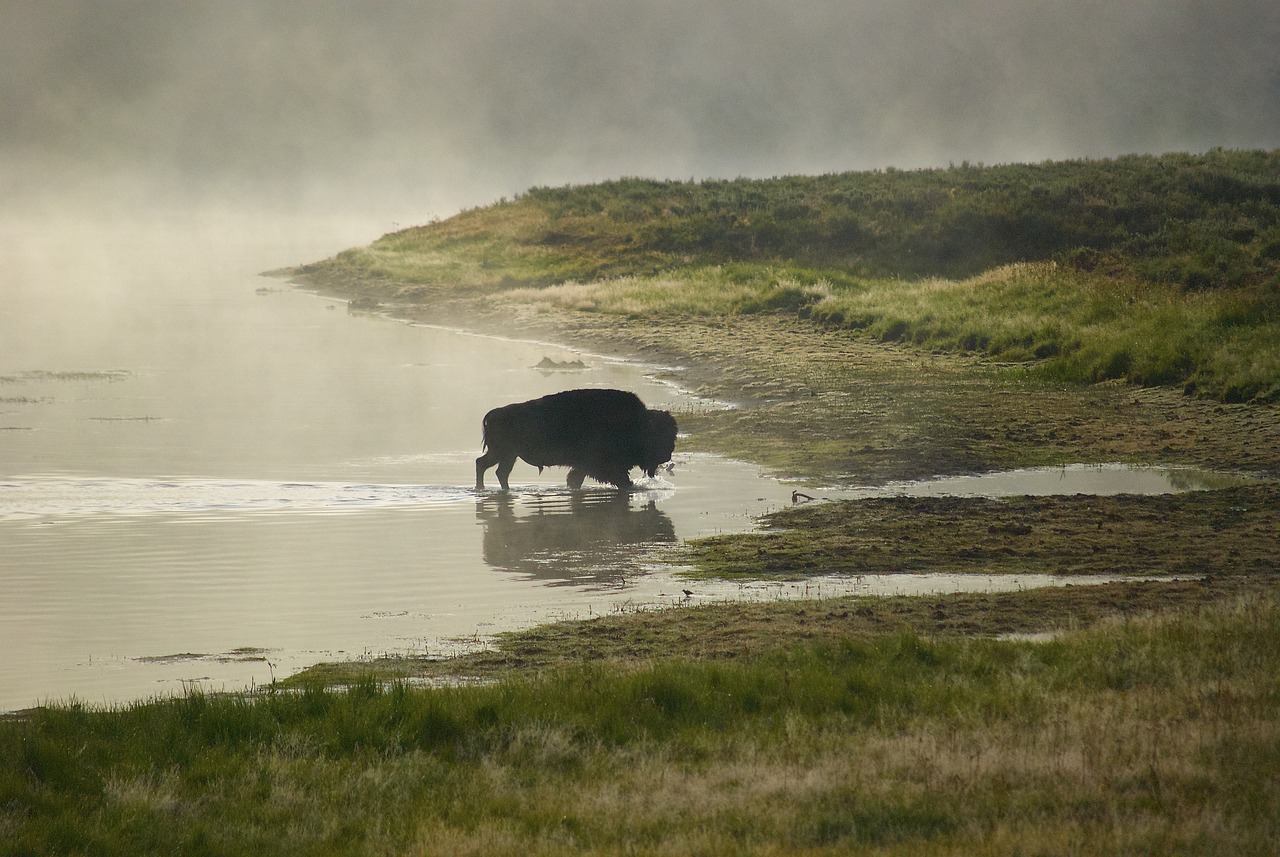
[[303, 149, 1280, 402], [3, 591, 1276, 854]]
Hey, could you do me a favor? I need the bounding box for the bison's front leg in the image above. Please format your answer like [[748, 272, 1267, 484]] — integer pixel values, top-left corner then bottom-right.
[[597, 466, 634, 491], [495, 457, 515, 490], [566, 468, 586, 490]]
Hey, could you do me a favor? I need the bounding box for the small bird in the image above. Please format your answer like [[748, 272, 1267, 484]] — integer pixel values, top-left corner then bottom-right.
[[791, 491, 816, 503], [682, 589, 694, 598]]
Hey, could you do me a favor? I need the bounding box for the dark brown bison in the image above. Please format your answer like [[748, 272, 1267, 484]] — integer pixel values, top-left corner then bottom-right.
[[475, 389, 677, 491]]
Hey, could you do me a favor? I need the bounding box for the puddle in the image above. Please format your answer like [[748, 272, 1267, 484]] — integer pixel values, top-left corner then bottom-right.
[[833, 463, 1260, 500], [996, 631, 1067, 643]]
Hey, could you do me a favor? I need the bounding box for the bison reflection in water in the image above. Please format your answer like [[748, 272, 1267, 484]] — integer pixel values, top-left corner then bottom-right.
[[477, 492, 676, 582], [475, 389, 677, 491]]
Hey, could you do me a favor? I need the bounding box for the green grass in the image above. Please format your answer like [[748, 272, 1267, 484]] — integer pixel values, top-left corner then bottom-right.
[[4, 591, 1277, 854], [502, 260, 1280, 401], [297, 149, 1280, 402]]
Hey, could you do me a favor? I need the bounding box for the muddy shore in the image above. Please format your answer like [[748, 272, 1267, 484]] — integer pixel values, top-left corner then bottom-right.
[[284, 271, 1279, 678]]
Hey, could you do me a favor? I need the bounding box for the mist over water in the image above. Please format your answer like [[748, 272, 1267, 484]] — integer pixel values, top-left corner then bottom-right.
[[0, 217, 1257, 711]]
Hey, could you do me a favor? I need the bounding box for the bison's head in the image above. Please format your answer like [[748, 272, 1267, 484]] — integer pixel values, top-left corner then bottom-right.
[[642, 410, 678, 478]]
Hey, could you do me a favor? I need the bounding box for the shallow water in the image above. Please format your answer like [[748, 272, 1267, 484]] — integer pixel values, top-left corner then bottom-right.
[[0, 217, 1248, 712], [841, 462, 1258, 499], [1, 218, 804, 711]]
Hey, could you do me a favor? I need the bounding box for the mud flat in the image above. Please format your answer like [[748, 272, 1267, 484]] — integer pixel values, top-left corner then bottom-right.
[[288, 574, 1272, 688]]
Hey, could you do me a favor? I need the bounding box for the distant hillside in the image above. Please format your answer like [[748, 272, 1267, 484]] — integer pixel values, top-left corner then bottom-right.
[[524, 149, 1280, 288], [300, 150, 1280, 402]]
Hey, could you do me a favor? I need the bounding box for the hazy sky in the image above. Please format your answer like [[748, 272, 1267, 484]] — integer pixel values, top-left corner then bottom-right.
[[3, 0, 1278, 223]]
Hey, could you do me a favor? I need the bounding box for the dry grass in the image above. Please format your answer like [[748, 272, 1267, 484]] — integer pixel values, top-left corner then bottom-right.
[[505, 266, 833, 317]]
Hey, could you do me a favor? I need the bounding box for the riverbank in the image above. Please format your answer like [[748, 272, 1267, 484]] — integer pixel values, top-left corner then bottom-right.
[[7, 578, 1277, 854]]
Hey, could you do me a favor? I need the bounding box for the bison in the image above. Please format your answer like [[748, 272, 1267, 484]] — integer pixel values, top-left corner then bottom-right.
[[475, 388, 677, 491]]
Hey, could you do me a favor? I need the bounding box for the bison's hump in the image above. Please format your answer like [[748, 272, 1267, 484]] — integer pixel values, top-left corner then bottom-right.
[[530, 388, 646, 410], [482, 389, 655, 448], [485, 389, 648, 425]]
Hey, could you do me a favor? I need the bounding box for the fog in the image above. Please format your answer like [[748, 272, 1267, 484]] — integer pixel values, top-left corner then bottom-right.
[[3, 0, 1278, 229]]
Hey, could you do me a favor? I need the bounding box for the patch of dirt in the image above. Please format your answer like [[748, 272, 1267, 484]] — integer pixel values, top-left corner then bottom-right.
[[686, 484, 1280, 579]]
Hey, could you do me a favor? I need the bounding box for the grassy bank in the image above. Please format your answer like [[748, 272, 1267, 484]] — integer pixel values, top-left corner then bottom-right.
[[300, 149, 1280, 402], [5, 584, 1277, 855], [505, 260, 1280, 401]]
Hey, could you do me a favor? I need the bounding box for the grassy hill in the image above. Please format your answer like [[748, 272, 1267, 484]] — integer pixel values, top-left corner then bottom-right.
[[302, 149, 1280, 402]]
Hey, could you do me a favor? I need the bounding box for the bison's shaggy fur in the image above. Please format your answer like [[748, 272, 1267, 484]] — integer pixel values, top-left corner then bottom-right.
[[475, 389, 677, 490]]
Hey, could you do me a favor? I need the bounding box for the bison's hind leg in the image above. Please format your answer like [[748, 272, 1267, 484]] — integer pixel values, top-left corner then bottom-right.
[[566, 468, 586, 490], [475, 452, 496, 490], [476, 450, 516, 491]]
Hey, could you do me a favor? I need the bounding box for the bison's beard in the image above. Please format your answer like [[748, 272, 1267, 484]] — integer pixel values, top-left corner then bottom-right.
[[641, 410, 678, 480]]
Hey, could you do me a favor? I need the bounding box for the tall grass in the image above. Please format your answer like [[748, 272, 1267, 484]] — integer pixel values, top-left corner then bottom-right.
[[506, 264, 832, 317], [4, 593, 1277, 855], [803, 262, 1280, 399]]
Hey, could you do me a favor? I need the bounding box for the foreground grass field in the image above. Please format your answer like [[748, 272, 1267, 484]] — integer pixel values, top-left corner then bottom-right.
[[4, 584, 1277, 855]]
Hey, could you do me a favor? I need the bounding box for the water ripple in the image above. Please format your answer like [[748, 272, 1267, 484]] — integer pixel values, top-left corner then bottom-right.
[[0, 476, 473, 520]]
